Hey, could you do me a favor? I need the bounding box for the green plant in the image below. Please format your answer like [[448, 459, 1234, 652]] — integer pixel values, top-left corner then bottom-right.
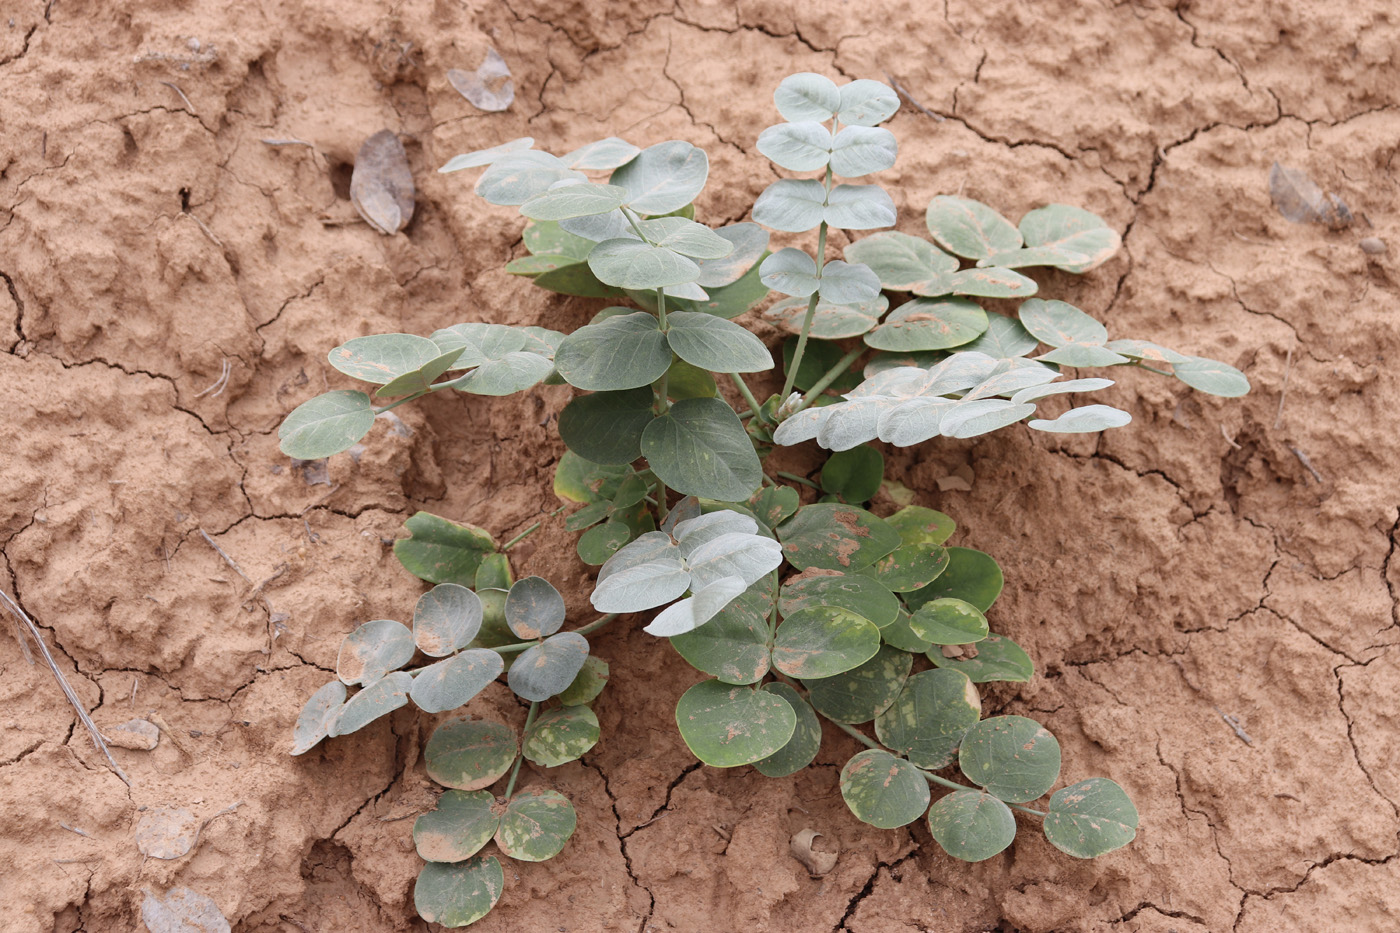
[[285, 73, 1249, 926]]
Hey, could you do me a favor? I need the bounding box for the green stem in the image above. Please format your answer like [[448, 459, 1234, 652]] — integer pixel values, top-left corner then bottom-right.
[[767, 570, 780, 640], [778, 165, 835, 404], [1130, 361, 1174, 377], [371, 390, 428, 415], [829, 717, 883, 751], [503, 702, 539, 799], [789, 346, 864, 416], [776, 470, 820, 490], [729, 373, 765, 421], [501, 522, 540, 551]]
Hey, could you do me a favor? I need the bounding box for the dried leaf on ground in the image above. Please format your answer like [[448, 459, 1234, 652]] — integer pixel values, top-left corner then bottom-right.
[[1269, 162, 1352, 229], [350, 130, 415, 235], [104, 718, 160, 750], [135, 807, 200, 860], [448, 48, 514, 112], [140, 887, 231, 933], [790, 828, 839, 875]]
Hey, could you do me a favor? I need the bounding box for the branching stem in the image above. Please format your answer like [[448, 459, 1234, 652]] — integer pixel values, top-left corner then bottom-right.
[[503, 702, 539, 799], [788, 346, 864, 416], [778, 163, 835, 403], [729, 372, 765, 421], [776, 470, 820, 490]]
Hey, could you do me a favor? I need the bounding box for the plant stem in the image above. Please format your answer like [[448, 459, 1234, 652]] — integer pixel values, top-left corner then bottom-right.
[[787, 346, 864, 418], [1130, 361, 1174, 377], [778, 165, 835, 403], [371, 390, 427, 415], [408, 614, 621, 665], [501, 522, 540, 551], [503, 702, 539, 799], [829, 717, 883, 751], [729, 373, 765, 421], [776, 470, 820, 490]]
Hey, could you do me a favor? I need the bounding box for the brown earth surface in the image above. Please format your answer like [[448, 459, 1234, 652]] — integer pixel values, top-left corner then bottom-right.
[[2, 0, 1398, 930]]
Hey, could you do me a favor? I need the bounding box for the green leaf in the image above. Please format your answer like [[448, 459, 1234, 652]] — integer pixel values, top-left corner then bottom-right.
[[675, 680, 797, 767], [278, 391, 375, 460], [1043, 778, 1140, 858], [589, 238, 700, 290], [756, 122, 833, 172], [1174, 356, 1250, 397], [505, 576, 566, 639], [825, 184, 897, 229], [414, 856, 504, 928], [908, 598, 989, 645], [476, 151, 585, 205], [641, 397, 762, 501], [752, 179, 826, 233], [819, 260, 882, 305], [563, 137, 641, 171], [886, 506, 956, 547], [821, 445, 885, 503], [520, 182, 630, 221], [905, 546, 1004, 613], [564, 500, 611, 533], [591, 531, 688, 612], [839, 749, 931, 829], [395, 512, 498, 586], [476, 554, 514, 597], [554, 451, 630, 504], [772, 606, 881, 678], [495, 789, 577, 862], [331, 671, 413, 736], [554, 312, 671, 391], [523, 705, 600, 767], [959, 715, 1061, 803], [864, 298, 989, 352], [1037, 343, 1130, 367], [610, 140, 709, 215], [948, 267, 1038, 300], [472, 588, 516, 650], [523, 219, 595, 261], [557, 387, 654, 465], [376, 347, 467, 398], [804, 645, 911, 724], [409, 649, 505, 714], [760, 248, 820, 298], [1017, 298, 1108, 347], [1028, 405, 1132, 433], [844, 231, 958, 294], [431, 322, 560, 368], [875, 668, 981, 769], [780, 572, 900, 628], [864, 544, 949, 593], [1014, 204, 1121, 273], [940, 399, 1037, 439], [880, 609, 933, 653], [532, 260, 625, 298], [576, 521, 632, 565], [670, 253, 771, 319], [440, 137, 534, 172], [665, 358, 719, 400], [925, 196, 1022, 260], [927, 790, 1016, 862], [413, 584, 484, 657], [558, 655, 610, 706], [634, 217, 732, 261], [694, 223, 769, 289], [764, 295, 885, 340], [413, 790, 499, 863], [425, 718, 518, 791], [964, 314, 1039, 358], [754, 683, 822, 778], [774, 73, 841, 123], [669, 585, 771, 685], [777, 503, 902, 572], [837, 79, 900, 126], [748, 486, 801, 532], [1104, 339, 1189, 365], [508, 632, 591, 702], [928, 633, 1034, 683], [829, 126, 897, 176], [329, 334, 442, 384], [665, 311, 773, 374], [291, 681, 347, 755], [337, 619, 415, 686]]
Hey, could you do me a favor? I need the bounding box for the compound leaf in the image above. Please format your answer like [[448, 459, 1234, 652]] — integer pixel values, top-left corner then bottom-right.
[[1043, 778, 1140, 858], [413, 790, 499, 863], [410, 649, 505, 714], [840, 749, 930, 829], [675, 680, 797, 767], [508, 632, 590, 702], [959, 715, 1062, 803], [523, 705, 600, 767], [927, 790, 1016, 862], [414, 856, 504, 928], [278, 391, 375, 460], [1013, 204, 1122, 273], [425, 718, 518, 791], [875, 668, 981, 769]]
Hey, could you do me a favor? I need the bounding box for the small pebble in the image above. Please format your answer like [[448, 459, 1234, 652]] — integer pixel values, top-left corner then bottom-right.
[[104, 718, 160, 751], [1359, 236, 1386, 255]]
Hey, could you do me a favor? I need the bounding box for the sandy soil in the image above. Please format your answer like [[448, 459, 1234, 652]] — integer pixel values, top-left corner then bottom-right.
[[2, 0, 1398, 930]]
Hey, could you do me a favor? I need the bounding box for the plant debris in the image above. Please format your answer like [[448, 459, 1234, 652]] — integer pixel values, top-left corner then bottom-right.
[[350, 130, 415, 235], [448, 48, 514, 112], [1269, 162, 1353, 229]]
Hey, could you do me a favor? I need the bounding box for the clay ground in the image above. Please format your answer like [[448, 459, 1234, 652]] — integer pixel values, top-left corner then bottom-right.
[[2, 0, 1398, 930]]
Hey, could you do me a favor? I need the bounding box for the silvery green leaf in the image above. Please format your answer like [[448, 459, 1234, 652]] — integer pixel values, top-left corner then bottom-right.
[[962, 363, 1059, 401], [816, 396, 887, 451], [635, 217, 734, 259], [1104, 339, 1190, 365], [1173, 357, 1251, 397], [554, 312, 670, 391], [505, 576, 567, 639], [980, 245, 1092, 271], [563, 137, 641, 171], [1037, 343, 1130, 367], [825, 184, 897, 229], [771, 405, 832, 446], [610, 140, 709, 215], [440, 137, 534, 173], [331, 671, 413, 736], [837, 79, 900, 126], [760, 248, 820, 297], [448, 48, 514, 112], [560, 209, 633, 242], [589, 238, 701, 289], [667, 281, 709, 301], [291, 681, 347, 755], [1028, 404, 1132, 433], [695, 223, 769, 288], [1017, 298, 1108, 347], [661, 495, 704, 535], [330, 334, 443, 384], [476, 151, 586, 206], [278, 391, 375, 460], [592, 531, 689, 612], [879, 397, 957, 446], [687, 533, 784, 590], [818, 260, 881, 304], [829, 126, 897, 176], [375, 347, 467, 399], [774, 73, 841, 122], [926, 196, 1022, 260], [338, 619, 415, 686], [432, 323, 532, 368], [1013, 204, 1121, 273], [520, 182, 631, 221], [641, 397, 764, 501], [414, 583, 484, 657], [757, 122, 833, 172], [763, 295, 884, 339], [665, 311, 773, 374], [948, 266, 1038, 299], [673, 510, 760, 557], [1010, 377, 1115, 404], [864, 298, 988, 352], [924, 352, 1002, 395], [848, 365, 931, 398], [644, 576, 747, 636], [409, 649, 504, 714], [509, 632, 590, 702], [863, 350, 947, 377], [941, 400, 1036, 438], [752, 179, 826, 232], [845, 231, 959, 292], [453, 352, 556, 395], [964, 314, 1039, 358]]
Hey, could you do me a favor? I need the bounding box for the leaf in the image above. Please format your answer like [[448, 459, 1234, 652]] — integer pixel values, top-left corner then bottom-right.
[[350, 130, 415, 234], [995, 204, 1122, 273], [409, 649, 505, 714], [927, 790, 1016, 862], [523, 705, 600, 767], [777, 503, 902, 572], [425, 718, 518, 791], [837, 79, 900, 126], [754, 683, 822, 778], [1043, 778, 1140, 858], [440, 137, 535, 173], [413, 790, 499, 862], [375, 348, 467, 399], [1104, 339, 1189, 365], [644, 576, 747, 637], [760, 248, 820, 297], [963, 314, 1039, 358], [819, 260, 882, 305], [1017, 298, 1108, 347], [804, 645, 911, 724], [476, 151, 586, 206], [557, 387, 655, 465], [577, 521, 632, 566], [763, 295, 884, 340], [565, 500, 611, 533], [337, 619, 415, 686], [641, 397, 763, 501], [414, 856, 504, 928], [844, 231, 959, 293], [558, 655, 610, 706], [670, 255, 771, 318], [959, 715, 1062, 803], [1174, 356, 1251, 397], [666, 311, 773, 374], [928, 634, 1034, 683], [864, 298, 989, 352], [414, 584, 484, 657], [875, 668, 981, 769], [520, 182, 630, 221], [670, 582, 773, 684], [947, 266, 1038, 299], [562, 137, 641, 171], [395, 512, 497, 586], [591, 531, 688, 612], [780, 572, 900, 628], [136, 807, 200, 860], [1269, 162, 1351, 228], [839, 749, 931, 829], [1010, 377, 1115, 404], [508, 632, 590, 702], [772, 606, 881, 678], [140, 887, 230, 933], [752, 179, 826, 233], [331, 671, 413, 736], [589, 238, 700, 289], [610, 140, 709, 215], [278, 391, 375, 460], [1036, 343, 1130, 367], [695, 223, 769, 288], [448, 47, 514, 111], [554, 451, 630, 504], [825, 184, 897, 229], [880, 609, 933, 653], [683, 529, 784, 591], [635, 217, 733, 260], [908, 598, 990, 645], [829, 126, 898, 176], [821, 444, 885, 503], [1028, 404, 1132, 433], [905, 546, 1004, 613], [885, 506, 956, 547], [774, 73, 841, 122], [431, 322, 561, 370], [864, 543, 949, 593], [756, 122, 833, 172], [925, 196, 1021, 260], [505, 576, 566, 639], [291, 681, 347, 755], [749, 485, 801, 530], [675, 680, 797, 767], [496, 789, 577, 861]]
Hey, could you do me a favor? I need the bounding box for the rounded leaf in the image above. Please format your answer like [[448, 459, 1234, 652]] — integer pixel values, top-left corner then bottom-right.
[[840, 749, 931, 829], [829, 126, 897, 176], [837, 79, 900, 126], [413, 790, 499, 862], [665, 311, 773, 374], [752, 178, 827, 233], [577, 521, 632, 566], [825, 184, 897, 230], [756, 122, 833, 172], [558, 655, 611, 706], [695, 222, 770, 289], [563, 137, 641, 171], [675, 680, 797, 767], [610, 140, 709, 215], [865, 298, 989, 352], [864, 543, 949, 593], [508, 631, 591, 702], [1174, 357, 1250, 397], [1028, 405, 1132, 434], [927, 790, 1016, 862], [1043, 778, 1140, 858], [329, 334, 441, 384], [440, 137, 534, 173], [905, 546, 1004, 613], [1036, 343, 1129, 367], [589, 238, 700, 290], [845, 231, 959, 293], [409, 649, 505, 714], [425, 718, 518, 791], [1017, 298, 1107, 347], [555, 312, 671, 391], [641, 397, 763, 502], [880, 609, 933, 653], [291, 680, 347, 755], [774, 73, 841, 122], [947, 266, 1038, 299], [278, 391, 375, 460], [959, 715, 1062, 803], [557, 387, 654, 465], [414, 584, 484, 657], [821, 445, 885, 503], [875, 668, 981, 769], [496, 789, 577, 861], [964, 314, 1039, 358], [772, 606, 881, 679], [754, 683, 822, 778], [818, 260, 882, 305], [523, 705, 600, 767], [520, 182, 630, 221], [669, 587, 772, 685], [1014, 204, 1122, 273], [777, 503, 902, 572], [760, 248, 820, 298], [763, 294, 885, 340], [886, 506, 956, 547], [780, 572, 899, 628], [928, 633, 1034, 684], [331, 671, 413, 736], [394, 512, 497, 586], [926, 196, 1022, 260], [908, 598, 989, 645], [804, 645, 911, 724], [505, 576, 567, 639], [337, 619, 415, 686], [414, 856, 504, 928]]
